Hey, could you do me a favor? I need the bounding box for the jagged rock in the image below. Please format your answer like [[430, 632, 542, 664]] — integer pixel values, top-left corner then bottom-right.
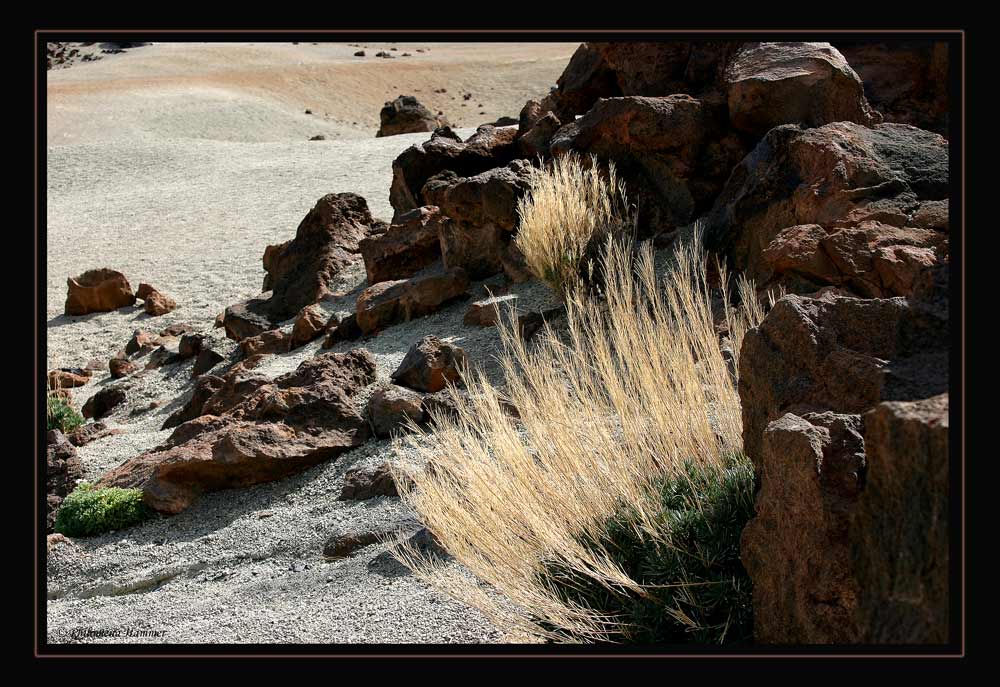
[[517, 111, 562, 159], [125, 329, 158, 355], [66, 421, 121, 447], [260, 193, 374, 321], [389, 125, 519, 220], [137, 283, 177, 316], [704, 122, 949, 297], [109, 357, 137, 378], [192, 347, 225, 377], [48, 369, 91, 389], [464, 294, 520, 326], [422, 160, 533, 278], [339, 462, 408, 500], [290, 304, 333, 348], [64, 268, 135, 316], [161, 374, 226, 430], [99, 350, 377, 514], [144, 339, 182, 370], [223, 296, 278, 341], [550, 94, 747, 235], [81, 384, 128, 419], [368, 385, 427, 437], [724, 42, 880, 136], [178, 333, 204, 359], [46, 429, 84, 532], [835, 41, 949, 134], [355, 266, 469, 335], [376, 95, 448, 137], [322, 313, 363, 347], [239, 329, 291, 357], [391, 335, 467, 393], [358, 206, 444, 284]]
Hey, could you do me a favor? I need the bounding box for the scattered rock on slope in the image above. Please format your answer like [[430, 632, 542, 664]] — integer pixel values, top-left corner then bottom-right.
[[64, 268, 135, 316], [358, 206, 445, 285], [377, 95, 449, 138], [355, 265, 469, 335], [391, 335, 467, 393], [368, 385, 427, 437], [47, 430, 84, 532]]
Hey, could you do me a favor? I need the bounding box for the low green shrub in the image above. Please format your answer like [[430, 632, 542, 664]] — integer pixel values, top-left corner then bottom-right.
[[54, 483, 151, 537], [538, 455, 756, 645], [47, 395, 83, 434]]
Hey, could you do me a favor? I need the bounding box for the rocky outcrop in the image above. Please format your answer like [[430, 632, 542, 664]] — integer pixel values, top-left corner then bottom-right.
[[835, 41, 949, 135], [47, 430, 84, 532], [377, 95, 448, 137], [358, 206, 444, 284], [704, 122, 949, 298], [64, 268, 135, 316], [355, 266, 469, 335], [724, 42, 880, 137], [389, 125, 519, 220], [422, 160, 534, 278], [239, 329, 291, 357], [367, 385, 427, 437], [259, 193, 374, 321], [290, 304, 333, 348], [391, 335, 467, 393], [99, 350, 377, 514]]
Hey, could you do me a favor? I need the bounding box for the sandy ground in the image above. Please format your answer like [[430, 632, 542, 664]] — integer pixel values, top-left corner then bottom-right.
[[45, 42, 573, 644]]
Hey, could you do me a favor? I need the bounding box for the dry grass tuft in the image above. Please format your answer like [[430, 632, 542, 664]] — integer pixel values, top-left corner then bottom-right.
[[514, 153, 635, 298], [391, 225, 767, 642]]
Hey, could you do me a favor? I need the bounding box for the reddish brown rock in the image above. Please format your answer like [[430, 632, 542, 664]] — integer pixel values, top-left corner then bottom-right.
[[64, 268, 135, 316], [376, 95, 448, 137], [725, 42, 880, 137], [358, 206, 444, 284], [99, 350, 377, 514], [290, 304, 333, 349], [835, 41, 949, 135], [704, 122, 949, 297], [367, 385, 427, 437], [239, 329, 291, 357], [517, 111, 562, 159], [81, 384, 128, 419], [161, 374, 226, 430], [66, 421, 122, 447], [48, 369, 91, 390], [389, 125, 519, 219], [143, 289, 177, 316], [463, 294, 520, 327], [422, 160, 533, 278], [222, 296, 277, 342], [109, 357, 137, 378], [178, 333, 204, 359], [192, 347, 225, 377], [355, 266, 469, 335], [339, 462, 406, 500], [260, 193, 374, 321], [391, 335, 467, 393], [125, 329, 158, 356], [322, 313, 363, 347], [46, 429, 84, 532]]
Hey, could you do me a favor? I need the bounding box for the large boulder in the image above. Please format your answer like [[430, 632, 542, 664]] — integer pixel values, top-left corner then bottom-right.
[[391, 335, 467, 393], [724, 42, 880, 137], [64, 268, 135, 316], [81, 384, 129, 420], [835, 41, 949, 135], [376, 95, 448, 137], [389, 125, 519, 220], [355, 265, 469, 335], [222, 296, 278, 342], [367, 385, 427, 437], [422, 160, 534, 278], [259, 193, 374, 321], [704, 122, 949, 298], [738, 265, 949, 644], [46, 430, 84, 532], [358, 206, 445, 285], [99, 350, 377, 514], [550, 95, 748, 236]]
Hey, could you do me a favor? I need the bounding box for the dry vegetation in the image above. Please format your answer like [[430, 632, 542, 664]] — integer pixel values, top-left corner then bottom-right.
[[391, 205, 767, 641]]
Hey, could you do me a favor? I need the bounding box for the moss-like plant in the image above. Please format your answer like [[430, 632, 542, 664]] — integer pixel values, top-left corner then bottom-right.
[[54, 483, 151, 537], [47, 395, 83, 434]]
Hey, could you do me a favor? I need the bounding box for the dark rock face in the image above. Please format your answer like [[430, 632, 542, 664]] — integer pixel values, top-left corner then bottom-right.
[[355, 266, 469, 335], [550, 95, 748, 236], [260, 193, 374, 321], [724, 42, 880, 137], [738, 263, 949, 644], [391, 335, 467, 393], [422, 160, 534, 278], [704, 122, 949, 298], [377, 95, 447, 137], [47, 429, 84, 532], [192, 347, 226, 377], [290, 304, 332, 349], [109, 357, 137, 378], [64, 268, 135, 316], [66, 421, 121, 447], [99, 350, 377, 514], [835, 41, 949, 135], [367, 385, 427, 437], [161, 374, 226, 430], [48, 369, 91, 389], [82, 384, 128, 420], [358, 206, 445, 285], [223, 296, 278, 342], [389, 125, 519, 220], [339, 462, 404, 500]]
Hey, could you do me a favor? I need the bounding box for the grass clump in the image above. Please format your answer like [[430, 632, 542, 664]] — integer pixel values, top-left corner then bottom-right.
[[47, 395, 83, 434], [54, 483, 151, 537], [392, 226, 766, 643], [514, 153, 635, 298]]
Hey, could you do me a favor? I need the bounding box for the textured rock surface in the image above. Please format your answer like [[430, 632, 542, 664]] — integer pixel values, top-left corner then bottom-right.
[[64, 268, 135, 316], [81, 384, 129, 420], [367, 385, 428, 437], [377, 95, 448, 138], [355, 266, 469, 335], [46, 429, 85, 532], [391, 335, 467, 393], [358, 206, 444, 284]]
